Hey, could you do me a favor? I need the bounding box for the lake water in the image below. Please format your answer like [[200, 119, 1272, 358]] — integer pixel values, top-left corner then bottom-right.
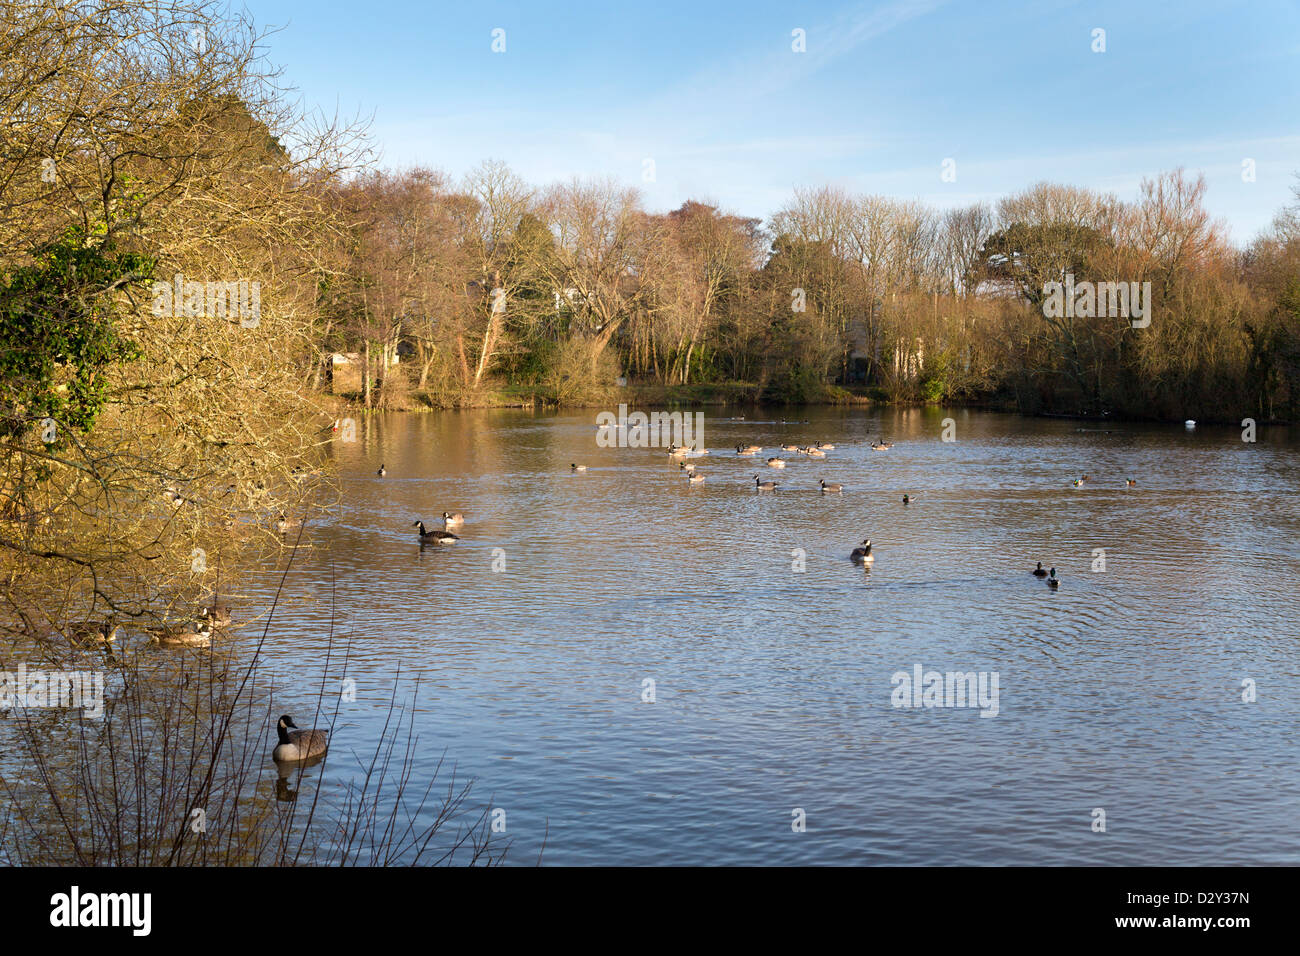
[[238, 406, 1300, 865]]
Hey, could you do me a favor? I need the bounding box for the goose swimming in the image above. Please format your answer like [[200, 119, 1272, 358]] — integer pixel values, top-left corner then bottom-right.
[[414, 520, 459, 544], [272, 714, 329, 762], [850, 539, 874, 564]]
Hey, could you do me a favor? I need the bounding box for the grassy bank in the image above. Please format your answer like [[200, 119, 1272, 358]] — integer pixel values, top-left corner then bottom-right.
[[331, 381, 883, 412], [324, 383, 1286, 425]]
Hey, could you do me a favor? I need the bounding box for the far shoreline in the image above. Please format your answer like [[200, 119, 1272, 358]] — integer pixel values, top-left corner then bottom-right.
[[318, 385, 1295, 428]]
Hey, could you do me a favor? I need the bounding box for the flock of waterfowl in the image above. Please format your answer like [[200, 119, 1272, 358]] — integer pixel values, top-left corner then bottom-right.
[[563, 433, 921, 567], [566, 427, 1140, 584], [61, 618, 325, 767]]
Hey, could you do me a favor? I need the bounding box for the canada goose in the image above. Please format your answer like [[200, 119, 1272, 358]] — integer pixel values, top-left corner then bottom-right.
[[687, 473, 705, 484], [805, 447, 827, 458], [67, 618, 117, 644], [1032, 562, 1048, 577], [149, 621, 213, 648], [736, 444, 761, 456], [766, 457, 786, 468], [902, 494, 911, 505], [199, 603, 231, 627], [414, 520, 459, 544], [272, 714, 329, 762], [680, 462, 697, 475], [667, 445, 690, 458], [274, 515, 299, 534], [571, 463, 587, 471], [442, 511, 465, 527], [819, 479, 843, 494], [754, 476, 778, 491], [1047, 567, 1060, 589], [817, 442, 835, 450], [377, 464, 387, 477], [780, 444, 800, 452], [850, 539, 874, 564], [870, 440, 892, 451]]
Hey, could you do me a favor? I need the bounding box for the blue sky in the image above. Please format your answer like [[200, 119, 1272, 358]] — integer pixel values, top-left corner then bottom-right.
[[251, 0, 1300, 243]]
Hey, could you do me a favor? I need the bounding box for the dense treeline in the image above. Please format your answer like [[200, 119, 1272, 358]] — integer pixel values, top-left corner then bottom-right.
[[1, 0, 366, 634], [328, 164, 1300, 423]]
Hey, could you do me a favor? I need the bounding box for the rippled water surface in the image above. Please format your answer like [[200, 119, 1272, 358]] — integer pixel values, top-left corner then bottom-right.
[[238, 407, 1300, 865]]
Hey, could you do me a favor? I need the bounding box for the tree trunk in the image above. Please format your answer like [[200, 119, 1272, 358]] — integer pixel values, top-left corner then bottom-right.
[[473, 313, 499, 388], [363, 338, 371, 408]]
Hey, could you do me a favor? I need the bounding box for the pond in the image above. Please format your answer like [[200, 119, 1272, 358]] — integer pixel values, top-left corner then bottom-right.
[[235, 406, 1299, 865]]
